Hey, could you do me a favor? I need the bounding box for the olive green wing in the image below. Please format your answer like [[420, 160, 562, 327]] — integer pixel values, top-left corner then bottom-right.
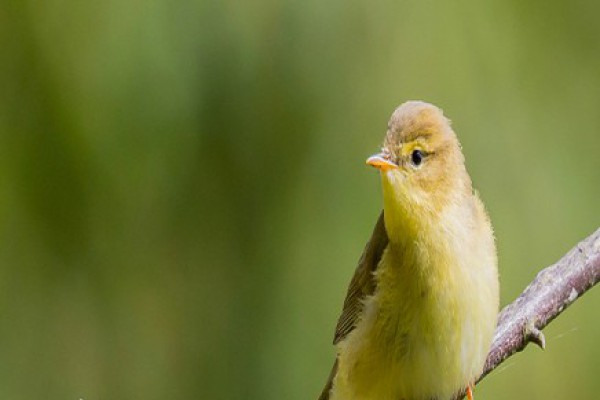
[[333, 210, 389, 344], [318, 212, 389, 400]]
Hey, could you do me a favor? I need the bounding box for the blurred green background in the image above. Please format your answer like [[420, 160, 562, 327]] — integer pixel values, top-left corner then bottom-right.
[[1, 1, 599, 399]]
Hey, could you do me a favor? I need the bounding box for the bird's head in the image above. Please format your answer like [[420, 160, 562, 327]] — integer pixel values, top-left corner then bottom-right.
[[367, 101, 472, 239]]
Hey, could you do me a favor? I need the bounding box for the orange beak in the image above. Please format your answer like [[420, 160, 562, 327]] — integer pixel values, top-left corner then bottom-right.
[[366, 153, 398, 171]]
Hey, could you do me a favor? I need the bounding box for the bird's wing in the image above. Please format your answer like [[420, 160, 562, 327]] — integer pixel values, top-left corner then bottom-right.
[[319, 211, 388, 400], [333, 210, 388, 345]]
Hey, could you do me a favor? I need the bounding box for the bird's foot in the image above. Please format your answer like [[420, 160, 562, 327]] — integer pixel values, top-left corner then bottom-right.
[[466, 384, 474, 400]]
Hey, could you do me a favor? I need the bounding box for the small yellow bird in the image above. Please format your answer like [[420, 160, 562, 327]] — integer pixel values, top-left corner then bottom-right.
[[319, 101, 499, 400]]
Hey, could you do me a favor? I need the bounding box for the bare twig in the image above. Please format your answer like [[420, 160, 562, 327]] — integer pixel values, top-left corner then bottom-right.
[[453, 228, 600, 399]]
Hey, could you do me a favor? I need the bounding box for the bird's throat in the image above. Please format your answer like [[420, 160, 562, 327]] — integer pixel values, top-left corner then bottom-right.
[[380, 175, 423, 245]]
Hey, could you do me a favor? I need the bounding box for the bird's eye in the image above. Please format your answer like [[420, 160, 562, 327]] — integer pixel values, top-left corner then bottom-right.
[[411, 149, 425, 166]]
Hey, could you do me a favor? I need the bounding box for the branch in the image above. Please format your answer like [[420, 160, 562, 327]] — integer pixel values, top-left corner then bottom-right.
[[454, 227, 600, 400]]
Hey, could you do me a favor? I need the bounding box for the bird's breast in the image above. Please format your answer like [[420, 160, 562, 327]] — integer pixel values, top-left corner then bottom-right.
[[333, 203, 498, 400]]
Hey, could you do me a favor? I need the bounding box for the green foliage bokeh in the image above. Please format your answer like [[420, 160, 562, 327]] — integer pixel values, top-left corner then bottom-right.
[[1, 1, 599, 399]]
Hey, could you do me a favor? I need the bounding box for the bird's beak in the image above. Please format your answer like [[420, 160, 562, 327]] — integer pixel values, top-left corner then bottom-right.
[[366, 153, 398, 171]]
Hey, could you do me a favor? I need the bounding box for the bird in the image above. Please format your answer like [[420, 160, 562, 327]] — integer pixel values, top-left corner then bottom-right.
[[318, 101, 499, 400]]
